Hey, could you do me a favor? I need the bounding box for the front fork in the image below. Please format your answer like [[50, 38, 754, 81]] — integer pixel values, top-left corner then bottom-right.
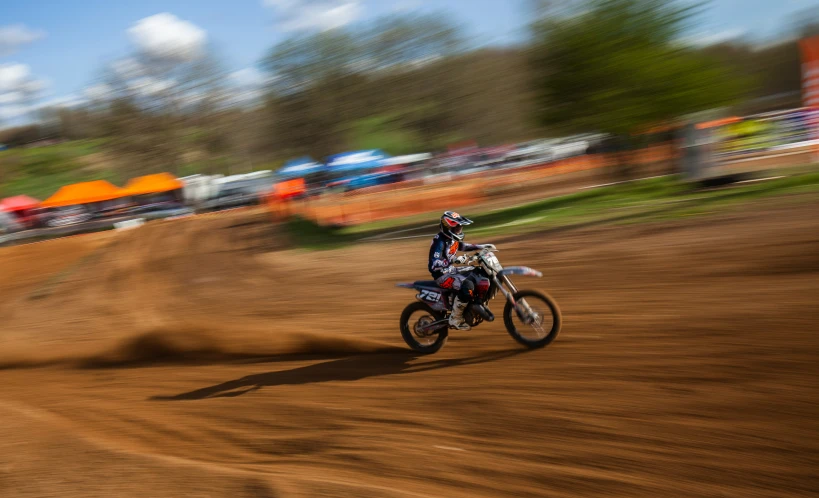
[[493, 275, 535, 324]]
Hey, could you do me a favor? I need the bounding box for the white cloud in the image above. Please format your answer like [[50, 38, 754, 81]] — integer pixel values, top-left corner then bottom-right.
[[39, 94, 87, 109], [127, 76, 174, 96], [0, 91, 22, 105], [20, 78, 48, 94], [680, 28, 746, 47], [0, 103, 28, 120], [112, 57, 145, 79], [230, 67, 267, 87], [226, 67, 269, 106], [262, 0, 362, 32], [128, 13, 207, 62], [0, 63, 49, 124], [0, 63, 47, 97], [84, 83, 113, 101], [0, 63, 31, 92], [0, 24, 46, 56]]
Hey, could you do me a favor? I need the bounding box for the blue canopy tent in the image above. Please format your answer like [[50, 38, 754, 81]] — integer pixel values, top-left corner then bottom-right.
[[324, 150, 401, 190], [278, 157, 324, 178], [325, 150, 390, 172]]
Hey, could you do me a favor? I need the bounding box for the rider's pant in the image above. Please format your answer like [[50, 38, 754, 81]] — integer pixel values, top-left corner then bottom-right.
[[436, 271, 477, 301]]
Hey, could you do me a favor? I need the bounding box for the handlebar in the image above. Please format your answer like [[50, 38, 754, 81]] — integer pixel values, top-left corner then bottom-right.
[[470, 246, 499, 263]]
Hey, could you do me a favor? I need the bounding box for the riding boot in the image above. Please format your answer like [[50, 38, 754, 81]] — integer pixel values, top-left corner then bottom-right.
[[449, 297, 471, 331]]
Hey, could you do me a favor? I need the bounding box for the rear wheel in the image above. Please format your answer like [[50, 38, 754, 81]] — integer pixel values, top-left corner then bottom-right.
[[400, 302, 448, 354], [503, 290, 561, 349]]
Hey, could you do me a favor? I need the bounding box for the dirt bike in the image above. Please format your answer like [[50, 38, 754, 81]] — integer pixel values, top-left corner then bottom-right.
[[396, 247, 561, 354]]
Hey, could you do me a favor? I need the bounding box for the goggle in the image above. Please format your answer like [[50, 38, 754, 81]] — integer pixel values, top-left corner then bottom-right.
[[444, 217, 463, 233]]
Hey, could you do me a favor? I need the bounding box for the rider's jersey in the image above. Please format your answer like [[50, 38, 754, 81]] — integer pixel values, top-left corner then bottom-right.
[[428, 232, 479, 279]]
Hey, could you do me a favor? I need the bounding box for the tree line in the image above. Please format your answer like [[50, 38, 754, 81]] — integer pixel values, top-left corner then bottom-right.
[[1, 0, 817, 179]]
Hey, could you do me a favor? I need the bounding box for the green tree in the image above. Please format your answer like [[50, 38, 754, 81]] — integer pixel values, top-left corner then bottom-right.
[[531, 0, 745, 138], [260, 13, 465, 158]]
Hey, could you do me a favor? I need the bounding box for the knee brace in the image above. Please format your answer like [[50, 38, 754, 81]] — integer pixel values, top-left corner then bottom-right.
[[458, 279, 475, 301]]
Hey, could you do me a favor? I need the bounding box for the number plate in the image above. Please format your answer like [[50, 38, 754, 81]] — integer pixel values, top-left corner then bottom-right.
[[484, 254, 502, 272], [418, 290, 442, 302]]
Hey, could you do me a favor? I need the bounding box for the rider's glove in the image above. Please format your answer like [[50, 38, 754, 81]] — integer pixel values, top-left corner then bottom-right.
[[454, 255, 469, 264]]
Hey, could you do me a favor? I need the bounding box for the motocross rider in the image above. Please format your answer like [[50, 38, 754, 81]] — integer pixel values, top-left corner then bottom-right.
[[429, 211, 495, 331]]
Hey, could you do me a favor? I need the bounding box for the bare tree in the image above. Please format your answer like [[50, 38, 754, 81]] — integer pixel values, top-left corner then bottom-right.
[[89, 45, 227, 176]]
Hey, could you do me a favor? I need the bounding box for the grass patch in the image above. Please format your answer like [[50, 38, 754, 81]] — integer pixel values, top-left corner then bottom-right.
[[337, 175, 687, 237], [339, 212, 437, 235], [287, 170, 819, 248], [0, 140, 120, 199], [284, 216, 360, 250], [638, 171, 819, 222], [467, 171, 819, 236], [0, 169, 122, 199], [471, 176, 685, 230]]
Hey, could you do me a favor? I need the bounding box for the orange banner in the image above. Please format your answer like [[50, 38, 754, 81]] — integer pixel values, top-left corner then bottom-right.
[[800, 36, 819, 107]]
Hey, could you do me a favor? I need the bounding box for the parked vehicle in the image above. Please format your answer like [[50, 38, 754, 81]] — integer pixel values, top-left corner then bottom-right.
[[43, 206, 93, 228]]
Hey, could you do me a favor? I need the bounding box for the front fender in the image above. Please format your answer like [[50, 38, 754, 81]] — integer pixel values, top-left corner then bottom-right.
[[499, 266, 542, 278]]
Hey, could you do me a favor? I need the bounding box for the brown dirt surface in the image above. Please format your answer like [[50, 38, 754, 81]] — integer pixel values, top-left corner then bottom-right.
[[1, 201, 818, 497]]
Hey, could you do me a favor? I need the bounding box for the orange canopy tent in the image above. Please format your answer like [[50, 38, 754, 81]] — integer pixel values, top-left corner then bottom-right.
[[273, 178, 306, 200], [40, 180, 125, 208], [121, 172, 184, 196]]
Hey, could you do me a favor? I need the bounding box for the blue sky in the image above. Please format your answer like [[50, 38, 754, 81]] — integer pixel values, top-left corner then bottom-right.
[[1, 0, 818, 121]]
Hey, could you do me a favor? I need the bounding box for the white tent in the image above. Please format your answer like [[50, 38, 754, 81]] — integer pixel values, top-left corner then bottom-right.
[[380, 153, 432, 166]]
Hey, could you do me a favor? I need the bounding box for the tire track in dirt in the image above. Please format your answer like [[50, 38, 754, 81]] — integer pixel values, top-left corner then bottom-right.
[[1, 201, 818, 496], [0, 401, 434, 498]]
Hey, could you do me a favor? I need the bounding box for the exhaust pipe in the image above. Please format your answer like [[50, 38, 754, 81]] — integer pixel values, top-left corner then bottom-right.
[[471, 304, 495, 322]]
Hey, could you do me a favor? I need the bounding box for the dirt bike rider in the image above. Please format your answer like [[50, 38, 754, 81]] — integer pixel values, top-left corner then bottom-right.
[[429, 211, 496, 331]]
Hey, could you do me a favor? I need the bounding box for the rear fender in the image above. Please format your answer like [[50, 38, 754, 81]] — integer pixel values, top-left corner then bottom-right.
[[396, 284, 449, 311], [396, 283, 446, 293], [499, 266, 543, 278]]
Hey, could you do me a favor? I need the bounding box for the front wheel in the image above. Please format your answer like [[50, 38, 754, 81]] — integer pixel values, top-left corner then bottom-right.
[[400, 302, 448, 354], [503, 290, 561, 349]]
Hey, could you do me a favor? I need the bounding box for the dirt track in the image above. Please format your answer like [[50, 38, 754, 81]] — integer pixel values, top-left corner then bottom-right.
[[1, 202, 818, 497]]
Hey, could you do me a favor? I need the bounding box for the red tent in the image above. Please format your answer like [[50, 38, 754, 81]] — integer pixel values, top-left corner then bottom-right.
[[1, 195, 41, 229], [0, 195, 40, 212]]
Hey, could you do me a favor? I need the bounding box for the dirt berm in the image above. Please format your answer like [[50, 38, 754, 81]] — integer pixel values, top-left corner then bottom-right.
[[0, 202, 818, 497]]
